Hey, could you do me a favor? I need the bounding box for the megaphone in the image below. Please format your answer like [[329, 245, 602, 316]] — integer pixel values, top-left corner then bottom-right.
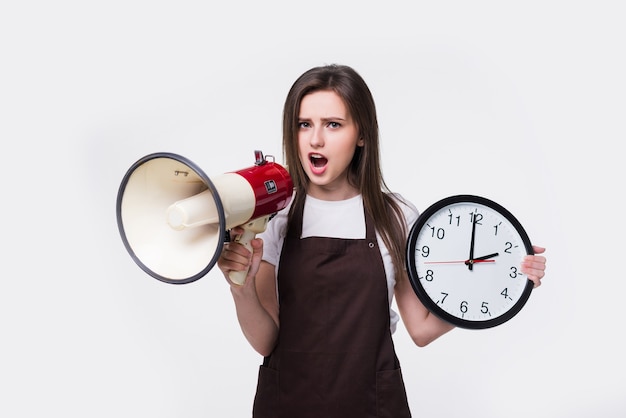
[[116, 150, 293, 285]]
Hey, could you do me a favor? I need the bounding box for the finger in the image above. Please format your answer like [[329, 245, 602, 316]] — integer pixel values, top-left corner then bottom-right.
[[245, 238, 264, 279], [224, 227, 244, 244], [521, 262, 545, 276], [523, 255, 546, 268], [532, 245, 546, 255], [224, 241, 253, 259], [522, 264, 543, 283], [527, 274, 542, 288], [219, 239, 264, 287], [218, 244, 253, 274]]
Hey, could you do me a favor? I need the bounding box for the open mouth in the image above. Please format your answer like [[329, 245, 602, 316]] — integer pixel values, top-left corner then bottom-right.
[[310, 153, 328, 168]]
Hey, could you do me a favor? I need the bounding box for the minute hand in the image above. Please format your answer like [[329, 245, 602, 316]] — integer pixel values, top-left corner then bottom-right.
[[468, 217, 477, 271]]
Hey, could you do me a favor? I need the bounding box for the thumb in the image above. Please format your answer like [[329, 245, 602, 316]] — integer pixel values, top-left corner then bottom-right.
[[531, 245, 546, 254], [245, 238, 264, 279]]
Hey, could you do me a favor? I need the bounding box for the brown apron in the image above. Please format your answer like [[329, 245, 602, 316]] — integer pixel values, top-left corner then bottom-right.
[[252, 202, 411, 418]]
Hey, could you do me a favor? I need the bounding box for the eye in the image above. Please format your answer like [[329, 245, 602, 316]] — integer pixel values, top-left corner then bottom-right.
[[298, 121, 310, 129], [327, 121, 341, 128]]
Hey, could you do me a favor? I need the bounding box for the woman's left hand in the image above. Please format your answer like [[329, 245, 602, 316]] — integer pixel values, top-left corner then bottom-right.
[[521, 245, 547, 288]]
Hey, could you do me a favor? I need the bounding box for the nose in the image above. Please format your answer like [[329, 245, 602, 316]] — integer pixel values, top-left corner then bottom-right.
[[309, 126, 324, 148]]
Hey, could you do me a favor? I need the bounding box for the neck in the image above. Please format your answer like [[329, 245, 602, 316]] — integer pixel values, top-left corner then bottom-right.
[[306, 183, 360, 201]]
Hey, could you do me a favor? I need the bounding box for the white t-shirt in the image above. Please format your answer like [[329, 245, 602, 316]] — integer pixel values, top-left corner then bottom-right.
[[258, 193, 419, 334]]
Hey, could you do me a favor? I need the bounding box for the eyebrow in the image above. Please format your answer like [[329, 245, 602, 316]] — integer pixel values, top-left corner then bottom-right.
[[298, 116, 347, 122]]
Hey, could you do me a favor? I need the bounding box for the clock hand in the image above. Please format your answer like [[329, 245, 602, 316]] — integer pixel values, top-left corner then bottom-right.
[[425, 259, 495, 265], [463, 252, 499, 267], [468, 215, 477, 271], [425, 253, 499, 265], [473, 252, 499, 261]]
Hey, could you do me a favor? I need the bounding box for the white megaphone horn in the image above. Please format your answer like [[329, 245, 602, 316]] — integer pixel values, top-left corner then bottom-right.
[[116, 150, 293, 285]]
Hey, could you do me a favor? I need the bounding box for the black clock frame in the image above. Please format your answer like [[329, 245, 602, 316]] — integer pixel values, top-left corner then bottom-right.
[[405, 194, 535, 329]]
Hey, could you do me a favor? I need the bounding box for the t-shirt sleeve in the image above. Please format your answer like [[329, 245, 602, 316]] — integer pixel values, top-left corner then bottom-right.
[[390, 192, 420, 234], [257, 207, 288, 267]]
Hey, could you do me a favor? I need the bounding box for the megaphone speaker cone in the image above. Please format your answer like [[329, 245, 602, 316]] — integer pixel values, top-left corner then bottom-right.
[[116, 153, 226, 284]]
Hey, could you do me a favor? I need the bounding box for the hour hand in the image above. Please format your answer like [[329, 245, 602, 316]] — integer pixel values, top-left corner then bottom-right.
[[473, 252, 499, 261], [465, 252, 499, 266]]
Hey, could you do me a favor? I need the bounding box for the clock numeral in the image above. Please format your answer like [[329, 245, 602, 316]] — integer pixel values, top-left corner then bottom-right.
[[493, 221, 502, 236], [436, 292, 448, 305], [460, 300, 468, 315], [447, 210, 460, 226], [419, 269, 434, 282], [469, 212, 483, 225], [501, 288, 513, 301], [509, 267, 519, 278], [428, 225, 445, 240], [481, 302, 491, 316], [504, 241, 519, 254], [419, 245, 430, 258]]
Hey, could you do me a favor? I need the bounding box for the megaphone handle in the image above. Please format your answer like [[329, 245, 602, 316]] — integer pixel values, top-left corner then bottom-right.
[[228, 217, 270, 285]]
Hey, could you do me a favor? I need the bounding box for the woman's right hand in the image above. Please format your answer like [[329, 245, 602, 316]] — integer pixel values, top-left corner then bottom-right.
[[217, 226, 264, 287]]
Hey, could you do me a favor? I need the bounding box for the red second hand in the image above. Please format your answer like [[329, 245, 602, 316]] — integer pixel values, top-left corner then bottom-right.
[[424, 259, 496, 265]]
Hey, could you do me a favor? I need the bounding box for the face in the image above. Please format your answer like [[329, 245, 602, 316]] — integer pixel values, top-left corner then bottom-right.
[[297, 90, 363, 200]]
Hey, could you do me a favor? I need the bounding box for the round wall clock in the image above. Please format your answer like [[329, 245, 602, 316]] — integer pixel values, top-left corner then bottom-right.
[[406, 195, 535, 329]]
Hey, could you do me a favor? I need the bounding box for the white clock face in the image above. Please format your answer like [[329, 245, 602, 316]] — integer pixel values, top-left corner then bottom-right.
[[407, 196, 533, 329]]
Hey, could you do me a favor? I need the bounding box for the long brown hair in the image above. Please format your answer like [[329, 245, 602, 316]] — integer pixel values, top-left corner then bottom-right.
[[282, 64, 409, 279]]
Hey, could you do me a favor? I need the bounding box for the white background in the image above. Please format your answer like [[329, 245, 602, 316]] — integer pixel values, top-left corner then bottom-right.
[[2, 1, 624, 417]]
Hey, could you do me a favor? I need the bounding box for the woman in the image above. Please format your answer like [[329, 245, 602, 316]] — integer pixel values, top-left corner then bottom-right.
[[218, 64, 547, 417]]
